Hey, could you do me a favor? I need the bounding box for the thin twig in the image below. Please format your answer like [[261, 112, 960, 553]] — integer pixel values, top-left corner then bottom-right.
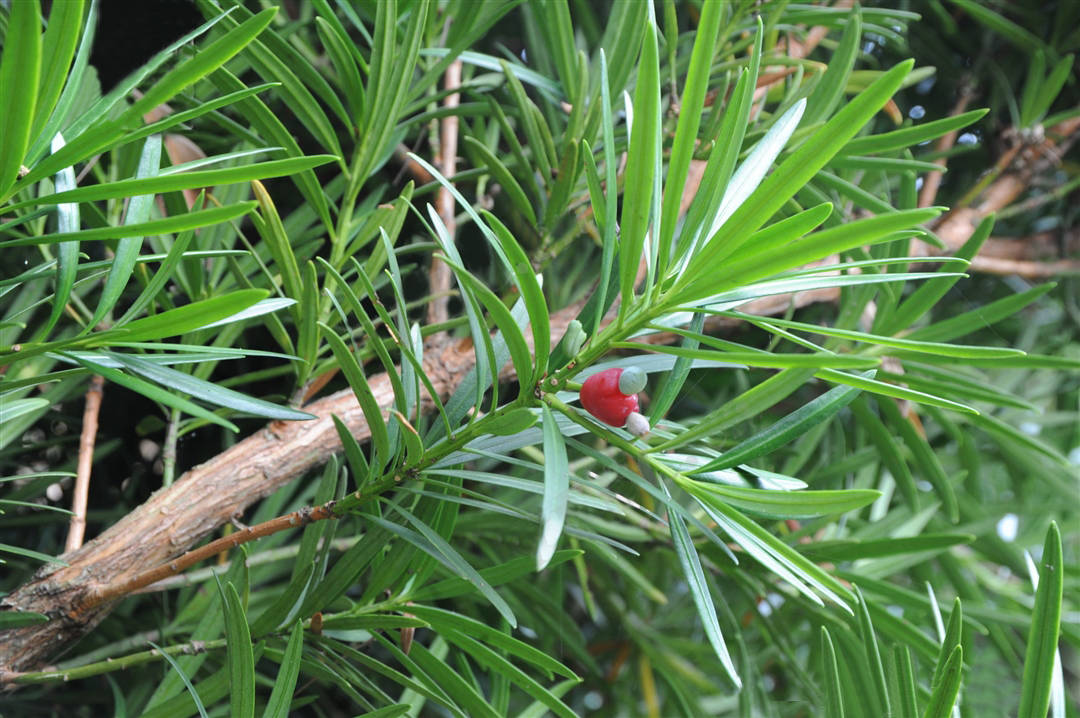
[[426, 58, 463, 330], [77, 502, 339, 618], [64, 374, 104, 553], [918, 84, 977, 208]]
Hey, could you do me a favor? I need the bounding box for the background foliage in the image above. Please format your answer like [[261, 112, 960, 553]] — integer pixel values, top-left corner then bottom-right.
[[0, 0, 1077, 716]]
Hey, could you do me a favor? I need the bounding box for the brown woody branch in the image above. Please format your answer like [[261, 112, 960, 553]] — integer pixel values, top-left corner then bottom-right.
[[923, 115, 1080, 276], [0, 276, 842, 677], [426, 58, 463, 330]]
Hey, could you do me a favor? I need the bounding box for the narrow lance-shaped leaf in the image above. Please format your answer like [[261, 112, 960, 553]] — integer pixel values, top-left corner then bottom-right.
[[35, 132, 80, 342], [618, 19, 660, 317], [1, 201, 258, 248], [839, 109, 988, 156], [262, 621, 304, 718], [894, 645, 920, 718], [371, 510, 517, 628], [86, 134, 163, 332], [8, 156, 336, 212], [107, 288, 269, 342], [665, 481, 742, 688], [60, 352, 238, 432], [537, 405, 569, 571], [320, 324, 390, 472], [803, 5, 861, 125], [697, 374, 869, 472], [587, 49, 619, 337], [481, 210, 550, 379], [922, 646, 963, 718], [877, 213, 995, 335], [684, 59, 916, 277], [220, 580, 255, 718], [687, 480, 880, 519], [107, 353, 315, 422], [821, 628, 845, 718], [676, 17, 763, 272], [855, 586, 892, 716], [657, 0, 723, 270], [1017, 521, 1064, 718], [0, 0, 41, 199]]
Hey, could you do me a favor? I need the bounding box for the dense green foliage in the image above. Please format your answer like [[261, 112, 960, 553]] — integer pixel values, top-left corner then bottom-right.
[[1, 0, 1076, 715]]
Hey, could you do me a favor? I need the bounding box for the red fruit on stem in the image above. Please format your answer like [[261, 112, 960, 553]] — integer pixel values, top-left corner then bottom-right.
[[580, 368, 641, 428]]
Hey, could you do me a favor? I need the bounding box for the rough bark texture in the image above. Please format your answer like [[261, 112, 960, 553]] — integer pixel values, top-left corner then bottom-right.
[[0, 335, 476, 673]]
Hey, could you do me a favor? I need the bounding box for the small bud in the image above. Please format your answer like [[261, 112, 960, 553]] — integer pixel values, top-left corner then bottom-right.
[[563, 319, 586, 357]]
